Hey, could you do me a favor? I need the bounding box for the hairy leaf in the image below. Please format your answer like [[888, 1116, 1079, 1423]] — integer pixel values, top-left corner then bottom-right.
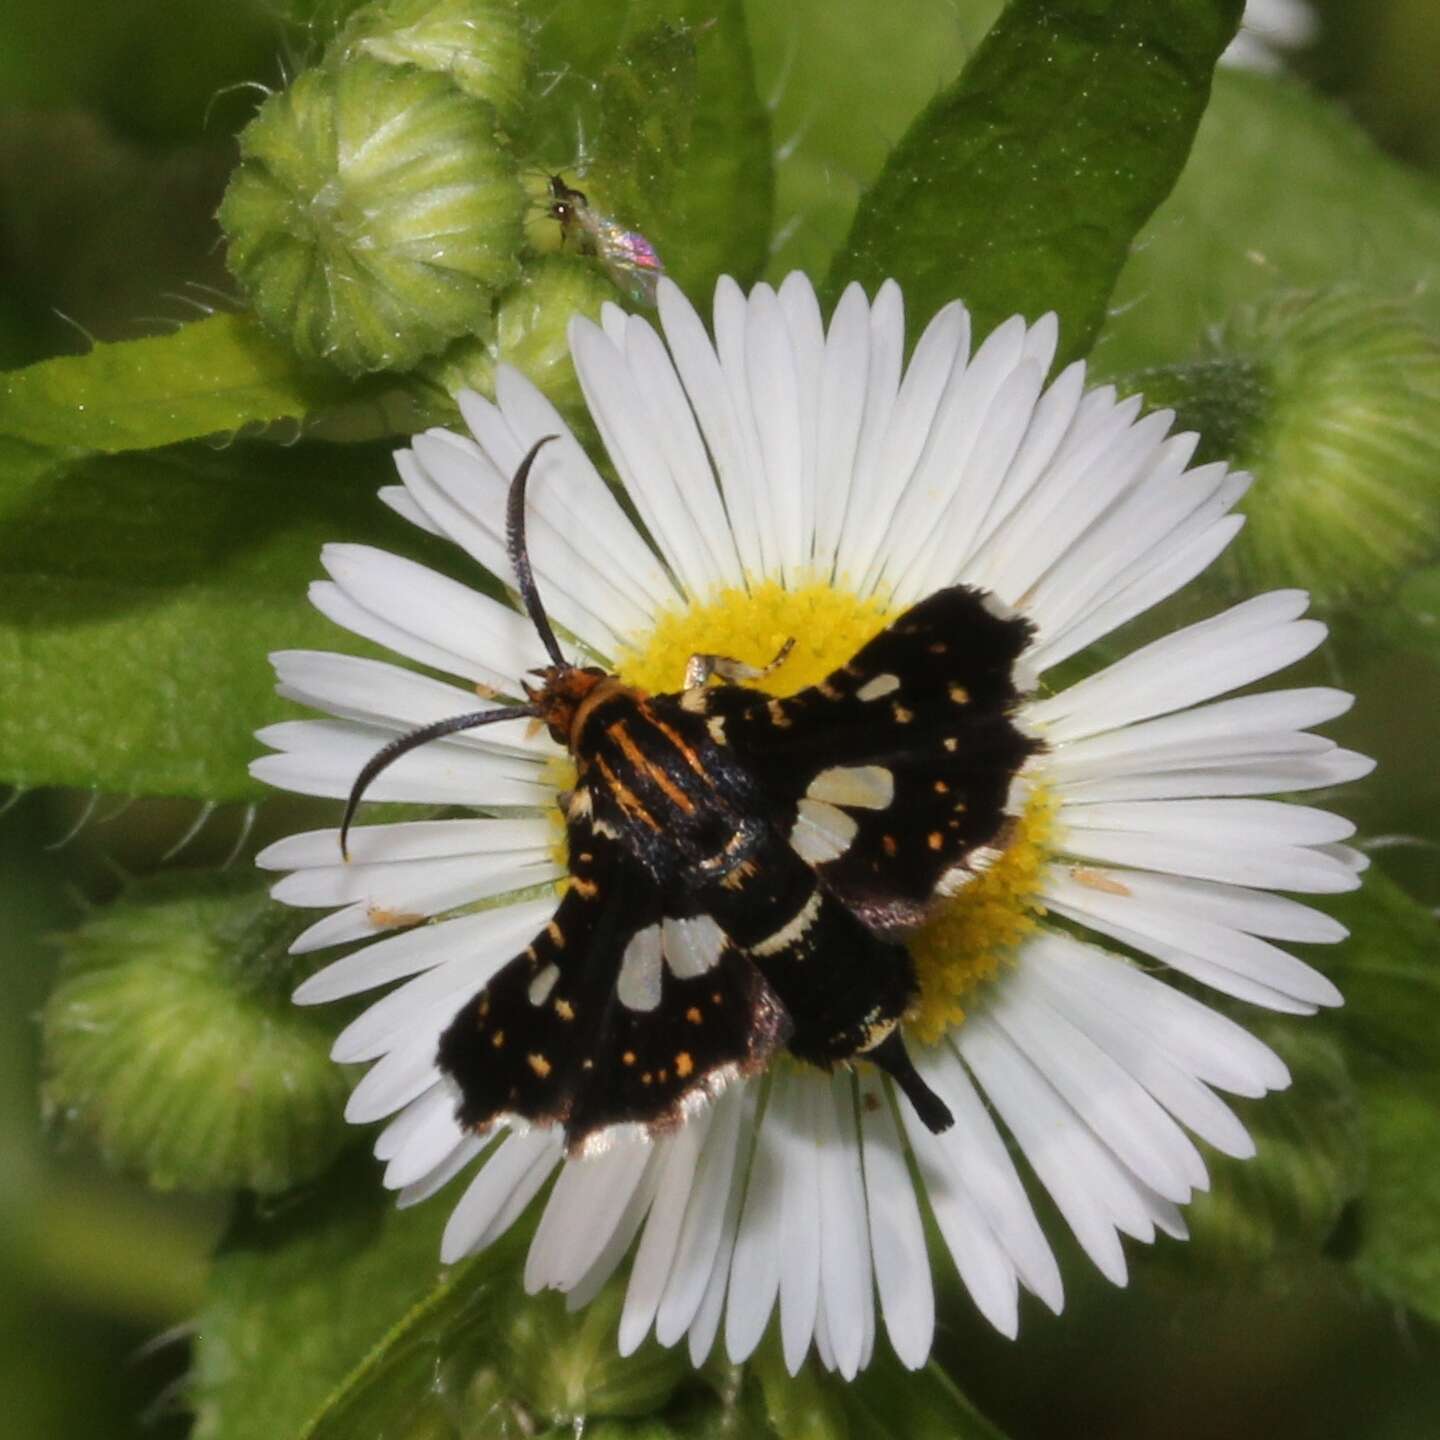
[[0, 315, 347, 455], [0, 439, 463, 801], [828, 0, 1243, 361]]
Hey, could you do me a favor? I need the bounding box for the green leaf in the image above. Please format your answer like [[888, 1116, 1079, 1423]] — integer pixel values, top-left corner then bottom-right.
[[1347, 1073, 1440, 1327], [190, 1154, 464, 1440], [0, 438, 461, 801], [0, 315, 348, 456], [747, 0, 980, 280], [827, 0, 1243, 362], [1098, 71, 1440, 375], [747, 1333, 1010, 1440], [526, 0, 773, 299], [1321, 868, 1440, 1324]]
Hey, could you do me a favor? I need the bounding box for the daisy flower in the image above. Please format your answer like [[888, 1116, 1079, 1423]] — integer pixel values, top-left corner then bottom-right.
[[253, 273, 1370, 1378]]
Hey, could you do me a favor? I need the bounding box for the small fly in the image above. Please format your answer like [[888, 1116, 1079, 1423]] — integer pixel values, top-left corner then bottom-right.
[[548, 174, 665, 307]]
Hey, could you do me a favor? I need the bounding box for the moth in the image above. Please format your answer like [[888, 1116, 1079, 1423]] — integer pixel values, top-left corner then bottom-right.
[[343, 437, 1039, 1155], [547, 173, 665, 307]]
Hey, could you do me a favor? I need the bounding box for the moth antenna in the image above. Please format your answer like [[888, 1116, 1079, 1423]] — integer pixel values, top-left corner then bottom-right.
[[340, 707, 540, 861], [506, 435, 566, 667]]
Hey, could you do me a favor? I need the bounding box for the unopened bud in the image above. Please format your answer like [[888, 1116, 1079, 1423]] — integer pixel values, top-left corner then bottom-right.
[[220, 56, 524, 376], [42, 872, 348, 1193]]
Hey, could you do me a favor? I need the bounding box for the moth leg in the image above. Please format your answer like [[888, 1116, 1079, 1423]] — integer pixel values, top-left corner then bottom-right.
[[684, 637, 795, 690]]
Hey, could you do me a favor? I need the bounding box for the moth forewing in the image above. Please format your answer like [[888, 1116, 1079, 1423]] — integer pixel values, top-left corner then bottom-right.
[[346, 441, 1040, 1153]]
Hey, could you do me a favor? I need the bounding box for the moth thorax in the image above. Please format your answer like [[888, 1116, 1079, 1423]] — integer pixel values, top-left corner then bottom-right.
[[525, 667, 626, 749]]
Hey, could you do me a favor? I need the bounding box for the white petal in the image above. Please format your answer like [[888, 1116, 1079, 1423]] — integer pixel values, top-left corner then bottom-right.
[[526, 1131, 655, 1293], [871, 312, 1031, 595], [381, 1084, 468, 1188], [1028, 591, 1321, 739], [378, 482, 444, 536], [778, 271, 829, 575], [966, 359, 1087, 561], [778, 1073, 824, 1374], [910, 1043, 1063, 1310], [251, 718, 554, 809], [319, 543, 554, 685], [375, 1080, 453, 1162], [1027, 931, 1290, 1096], [1055, 823, 1361, 895], [292, 897, 557, 1001], [396, 1131, 489, 1208], [329, 930, 520, 1064], [745, 283, 808, 581], [440, 1129, 564, 1262], [656, 1084, 751, 1345], [438, 396, 661, 631], [617, 317, 745, 589], [839, 300, 969, 586], [831, 280, 905, 581], [345, 1030, 446, 1124], [399, 436, 626, 658], [656, 277, 766, 579], [1029, 513, 1249, 674], [490, 366, 682, 610], [565, 1152, 663, 1309], [619, 1106, 714, 1354], [571, 318, 726, 598], [1057, 748, 1375, 802], [989, 981, 1208, 1202], [899, 1083, 1020, 1337], [724, 1077, 789, 1362], [1045, 867, 1343, 1007], [900, 357, 1049, 605], [260, 817, 552, 872], [811, 282, 872, 573], [815, 1071, 872, 1379], [956, 1015, 1135, 1282], [858, 1072, 933, 1369], [1012, 960, 1255, 1159], [1045, 687, 1355, 782]]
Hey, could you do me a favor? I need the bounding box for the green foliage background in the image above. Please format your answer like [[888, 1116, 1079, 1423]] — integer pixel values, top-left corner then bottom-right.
[[3, 1, 1440, 1437]]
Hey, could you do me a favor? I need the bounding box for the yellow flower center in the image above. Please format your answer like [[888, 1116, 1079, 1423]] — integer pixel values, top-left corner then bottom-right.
[[550, 579, 1050, 1041], [906, 788, 1053, 1043], [616, 578, 893, 695]]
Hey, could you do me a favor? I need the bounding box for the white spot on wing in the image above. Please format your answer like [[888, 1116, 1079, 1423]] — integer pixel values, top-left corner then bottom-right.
[[528, 963, 560, 1005], [750, 888, 822, 957], [662, 914, 726, 978], [618, 923, 663, 1011], [807, 764, 894, 810], [856, 673, 901, 701], [790, 798, 858, 864]]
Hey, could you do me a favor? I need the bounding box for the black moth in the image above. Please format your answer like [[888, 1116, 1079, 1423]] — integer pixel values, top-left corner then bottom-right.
[[342, 437, 1039, 1155]]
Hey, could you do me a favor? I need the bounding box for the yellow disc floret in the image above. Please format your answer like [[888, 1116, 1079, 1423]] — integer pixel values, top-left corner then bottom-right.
[[907, 787, 1054, 1044], [617, 579, 893, 695]]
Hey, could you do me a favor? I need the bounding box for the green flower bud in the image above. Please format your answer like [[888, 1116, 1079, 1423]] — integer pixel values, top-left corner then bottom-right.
[[1131, 289, 1440, 607], [220, 56, 524, 376], [500, 1280, 689, 1426], [331, 0, 531, 126], [418, 255, 613, 416], [42, 871, 348, 1194]]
